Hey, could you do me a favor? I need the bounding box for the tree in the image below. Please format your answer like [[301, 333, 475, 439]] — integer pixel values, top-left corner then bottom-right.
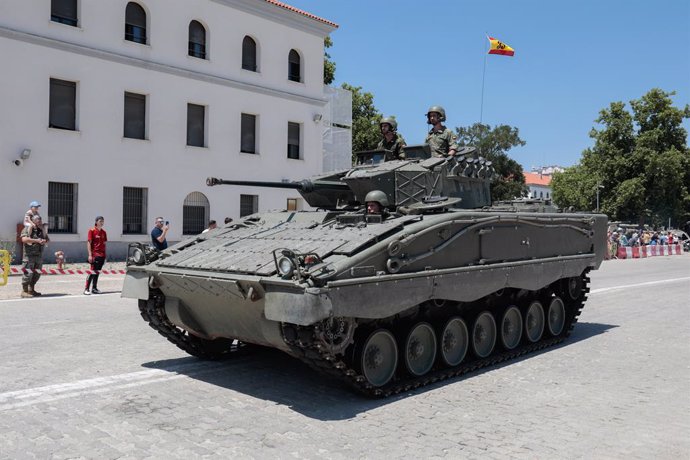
[[341, 83, 382, 157], [455, 123, 528, 201], [323, 36, 335, 85], [552, 89, 690, 226]]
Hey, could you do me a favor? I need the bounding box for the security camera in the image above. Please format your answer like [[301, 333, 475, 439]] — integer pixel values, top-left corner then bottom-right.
[[20, 149, 31, 160], [13, 158, 23, 167]]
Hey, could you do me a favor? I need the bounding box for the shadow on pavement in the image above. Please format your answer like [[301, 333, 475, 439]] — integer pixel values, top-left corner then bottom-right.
[[141, 321, 617, 421]]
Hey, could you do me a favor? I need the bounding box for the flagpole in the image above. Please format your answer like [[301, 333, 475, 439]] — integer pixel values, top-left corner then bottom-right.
[[479, 34, 489, 124]]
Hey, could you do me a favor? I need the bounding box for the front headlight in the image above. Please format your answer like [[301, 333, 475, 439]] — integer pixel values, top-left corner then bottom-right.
[[277, 256, 295, 277], [132, 247, 145, 265]]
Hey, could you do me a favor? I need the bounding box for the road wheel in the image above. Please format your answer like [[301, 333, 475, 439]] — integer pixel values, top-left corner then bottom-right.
[[472, 311, 496, 358], [439, 317, 469, 367], [359, 329, 398, 387], [501, 306, 523, 350], [403, 322, 437, 376], [525, 301, 545, 343], [547, 296, 566, 336]]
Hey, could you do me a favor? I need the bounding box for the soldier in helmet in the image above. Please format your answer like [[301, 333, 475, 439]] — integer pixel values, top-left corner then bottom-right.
[[365, 190, 389, 218], [377, 116, 406, 161], [425, 105, 458, 158]]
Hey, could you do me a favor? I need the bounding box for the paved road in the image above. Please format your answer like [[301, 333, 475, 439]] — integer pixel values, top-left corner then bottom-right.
[[1, 256, 689, 459]]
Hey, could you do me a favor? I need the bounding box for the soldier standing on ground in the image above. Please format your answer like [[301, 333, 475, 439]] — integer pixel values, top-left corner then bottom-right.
[[84, 216, 107, 295], [20, 214, 48, 298], [377, 116, 406, 161], [425, 106, 458, 158]]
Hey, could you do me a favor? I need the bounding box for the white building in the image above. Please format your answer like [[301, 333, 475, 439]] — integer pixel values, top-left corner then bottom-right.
[[0, 0, 349, 262]]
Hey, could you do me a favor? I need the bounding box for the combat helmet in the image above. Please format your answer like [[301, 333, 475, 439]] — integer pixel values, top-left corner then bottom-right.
[[379, 116, 398, 132], [426, 105, 446, 122], [364, 190, 390, 207]]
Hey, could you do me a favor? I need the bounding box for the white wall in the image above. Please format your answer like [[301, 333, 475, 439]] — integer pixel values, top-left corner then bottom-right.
[[0, 0, 340, 261]]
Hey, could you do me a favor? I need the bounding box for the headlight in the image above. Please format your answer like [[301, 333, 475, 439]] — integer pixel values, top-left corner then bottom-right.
[[132, 247, 145, 265], [277, 256, 295, 277]]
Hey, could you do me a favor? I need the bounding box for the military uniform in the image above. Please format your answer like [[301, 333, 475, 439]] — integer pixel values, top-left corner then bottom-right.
[[425, 127, 458, 158], [377, 133, 406, 161], [20, 225, 46, 295]]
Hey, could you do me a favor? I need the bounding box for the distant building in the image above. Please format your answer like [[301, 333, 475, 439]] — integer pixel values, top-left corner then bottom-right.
[[531, 165, 565, 176], [0, 0, 350, 261], [524, 172, 552, 200]]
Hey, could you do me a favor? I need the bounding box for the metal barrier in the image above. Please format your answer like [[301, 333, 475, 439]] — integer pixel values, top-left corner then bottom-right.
[[0, 250, 9, 286]]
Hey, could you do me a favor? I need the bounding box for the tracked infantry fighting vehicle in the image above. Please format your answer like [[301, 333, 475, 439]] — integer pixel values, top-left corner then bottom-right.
[[123, 145, 607, 397]]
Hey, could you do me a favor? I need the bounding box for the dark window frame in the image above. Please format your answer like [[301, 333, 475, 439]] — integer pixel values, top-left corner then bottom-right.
[[124, 92, 146, 140], [49, 78, 77, 131], [125, 2, 147, 44], [242, 36, 257, 72], [182, 192, 209, 235], [288, 49, 301, 82], [186, 103, 206, 147], [240, 113, 256, 154], [51, 0, 78, 27], [240, 194, 258, 217], [287, 122, 300, 159], [48, 181, 78, 234], [122, 186, 148, 234], [188, 20, 207, 59]]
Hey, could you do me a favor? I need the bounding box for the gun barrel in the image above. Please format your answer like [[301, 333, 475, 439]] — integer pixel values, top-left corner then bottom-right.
[[206, 177, 350, 192], [207, 177, 304, 189]]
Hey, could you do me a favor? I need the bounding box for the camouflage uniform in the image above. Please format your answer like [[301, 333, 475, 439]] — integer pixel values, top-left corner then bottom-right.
[[377, 133, 406, 161], [20, 225, 45, 292], [425, 127, 459, 158]]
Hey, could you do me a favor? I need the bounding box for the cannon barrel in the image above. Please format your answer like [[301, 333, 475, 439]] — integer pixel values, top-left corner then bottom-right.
[[206, 177, 349, 193]]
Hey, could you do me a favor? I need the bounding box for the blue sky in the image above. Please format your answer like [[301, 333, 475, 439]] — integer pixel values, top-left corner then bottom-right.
[[287, 0, 690, 170]]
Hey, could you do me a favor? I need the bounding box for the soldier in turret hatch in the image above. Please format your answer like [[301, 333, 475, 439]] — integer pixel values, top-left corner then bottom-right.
[[377, 116, 406, 161], [365, 190, 389, 220], [425, 105, 458, 158]]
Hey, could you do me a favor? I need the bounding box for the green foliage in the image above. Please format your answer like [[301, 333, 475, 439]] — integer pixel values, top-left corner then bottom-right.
[[341, 83, 382, 157], [323, 36, 336, 85], [455, 123, 528, 201], [552, 89, 690, 226]]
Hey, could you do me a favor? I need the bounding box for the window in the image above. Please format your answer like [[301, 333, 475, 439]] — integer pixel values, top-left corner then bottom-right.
[[242, 36, 257, 71], [187, 103, 205, 147], [122, 187, 147, 234], [183, 192, 209, 235], [287, 198, 299, 211], [240, 195, 258, 217], [287, 122, 300, 159], [49, 78, 76, 131], [288, 49, 301, 82], [241, 113, 256, 153], [125, 2, 147, 44], [51, 0, 77, 26], [48, 182, 77, 233], [188, 20, 207, 59], [124, 92, 146, 139]]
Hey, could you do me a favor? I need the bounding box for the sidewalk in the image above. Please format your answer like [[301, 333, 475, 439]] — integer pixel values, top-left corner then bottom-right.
[[6, 261, 127, 276]]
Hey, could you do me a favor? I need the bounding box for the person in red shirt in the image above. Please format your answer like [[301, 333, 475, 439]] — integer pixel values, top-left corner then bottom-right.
[[85, 216, 107, 295]]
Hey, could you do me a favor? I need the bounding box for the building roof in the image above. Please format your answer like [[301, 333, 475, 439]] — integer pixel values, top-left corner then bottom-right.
[[263, 0, 338, 28], [524, 172, 552, 186]]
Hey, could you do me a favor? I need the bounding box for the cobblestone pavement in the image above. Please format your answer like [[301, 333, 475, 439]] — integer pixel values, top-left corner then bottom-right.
[[0, 256, 688, 459]]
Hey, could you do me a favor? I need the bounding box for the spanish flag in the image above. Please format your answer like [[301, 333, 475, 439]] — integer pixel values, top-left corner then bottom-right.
[[487, 36, 515, 56]]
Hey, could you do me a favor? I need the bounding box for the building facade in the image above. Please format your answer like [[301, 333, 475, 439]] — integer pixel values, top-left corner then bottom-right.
[[524, 172, 553, 200], [0, 0, 345, 261]]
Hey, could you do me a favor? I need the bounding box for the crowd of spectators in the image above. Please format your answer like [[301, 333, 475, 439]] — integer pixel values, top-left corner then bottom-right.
[[607, 228, 680, 259]]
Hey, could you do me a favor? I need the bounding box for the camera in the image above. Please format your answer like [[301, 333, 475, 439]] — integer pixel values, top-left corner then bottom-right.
[[165, 221, 169, 226], [13, 159, 23, 167]]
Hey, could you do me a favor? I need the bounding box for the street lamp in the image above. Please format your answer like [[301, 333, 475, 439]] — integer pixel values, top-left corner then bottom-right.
[[596, 182, 605, 213]]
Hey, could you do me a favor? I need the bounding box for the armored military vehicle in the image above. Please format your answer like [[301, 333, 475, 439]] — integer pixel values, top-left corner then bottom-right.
[[123, 145, 607, 397]]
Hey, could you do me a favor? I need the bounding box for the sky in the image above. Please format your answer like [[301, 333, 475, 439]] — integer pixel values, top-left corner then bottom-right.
[[286, 0, 690, 171]]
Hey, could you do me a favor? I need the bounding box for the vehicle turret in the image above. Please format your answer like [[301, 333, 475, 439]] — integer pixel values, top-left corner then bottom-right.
[[208, 145, 495, 213]]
